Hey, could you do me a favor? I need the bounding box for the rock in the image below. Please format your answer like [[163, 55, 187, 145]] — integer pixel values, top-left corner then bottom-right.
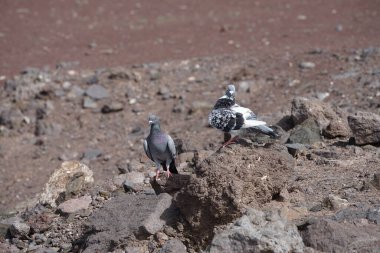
[[82, 148, 102, 160], [35, 121, 62, 136], [208, 208, 305, 253], [84, 193, 178, 252], [160, 239, 187, 253], [39, 161, 94, 207], [291, 97, 351, 138], [101, 102, 123, 113], [0, 107, 24, 129], [126, 171, 145, 184], [178, 152, 194, 164], [285, 143, 308, 157], [9, 221, 30, 238], [238, 81, 250, 93], [85, 85, 109, 100], [288, 118, 321, 144], [123, 180, 143, 192], [348, 111, 380, 145], [57, 195, 92, 215], [372, 172, 380, 190], [299, 62, 316, 69], [300, 218, 380, 252], [175, 144, 294, 247], [83, 97, 97, 109], [158, 86, 170, 100], [324, 194, 349, 211]]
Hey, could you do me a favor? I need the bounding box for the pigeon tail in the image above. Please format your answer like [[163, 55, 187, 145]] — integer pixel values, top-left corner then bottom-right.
[[161, 160, 178, 174], [250, 125, 280, 139]]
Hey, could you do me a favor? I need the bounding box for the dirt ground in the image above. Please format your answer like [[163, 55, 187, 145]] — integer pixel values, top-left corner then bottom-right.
[[1, 0, 380, 78], [1, 0, 380, 215]]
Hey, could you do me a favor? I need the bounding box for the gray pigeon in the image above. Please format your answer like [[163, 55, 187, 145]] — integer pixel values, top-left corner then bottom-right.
[[209, 84, 279, 147], [143, 115, 178, 180]]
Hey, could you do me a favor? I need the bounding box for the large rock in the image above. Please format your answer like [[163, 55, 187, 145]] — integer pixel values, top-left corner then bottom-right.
[[207, 208, 305, 253], [291, 97, 351, 138], [83, 193, 178, 252], [348, 111, 380, 145], [301, 219, 380, 252], [39, 161, 94, 207], [174, 144, 294, 248]]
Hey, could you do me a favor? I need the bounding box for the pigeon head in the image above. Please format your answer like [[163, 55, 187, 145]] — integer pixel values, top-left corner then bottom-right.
[[148, 114, 160, 125], [225, 84, 236, 99]]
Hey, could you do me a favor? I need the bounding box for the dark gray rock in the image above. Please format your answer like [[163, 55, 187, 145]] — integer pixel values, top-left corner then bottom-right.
[[301, 218, 380, 252], [285, 143, 308, 157], [83, 193, 178, 252], [372, 172, 380, 190], [288, 118, 321, 144], [208, 208, 305, 253], [160, 239, 187, 253], [348, 111, 380, 145], [35, 121, 62, 136], [85, 85, 109, 100], [0, 108, 24, 129]]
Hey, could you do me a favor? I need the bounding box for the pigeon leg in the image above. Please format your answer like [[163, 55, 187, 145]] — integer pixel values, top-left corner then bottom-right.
[[166, 169, 172, 178], [222, 136, 239, 148], [155, 168, 161, 181]]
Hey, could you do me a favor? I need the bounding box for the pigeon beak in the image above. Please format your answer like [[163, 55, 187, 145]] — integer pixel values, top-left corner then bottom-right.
[[149, 120, 153, 125]]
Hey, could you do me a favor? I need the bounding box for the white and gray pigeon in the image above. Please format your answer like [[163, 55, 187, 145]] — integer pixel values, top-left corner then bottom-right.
[[143, 114, 178, 180], [208, 84, 279, 146]]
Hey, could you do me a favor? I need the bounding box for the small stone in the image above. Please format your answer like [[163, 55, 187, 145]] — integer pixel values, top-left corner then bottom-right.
[[82, 148, 102, 160], [85, 85, 109, 100], [101, 102, 123, 113], [155, 231, 169, 244], [288, 118, 321, 144], [62, 81, 72, 90], [372, 172, 380, 190], [336, 24, 343, 32], [83, 97, 98, 109], [299, 62, 316, 69], [57, 195, 92, 215], [149, 69, 161, 80], [9, 221, 30, 238], [125, 171, 145, 184], [159, 239, 187, 253], [285, 143, 308, 157], [238, 81, 250, 93], [325, 194, 349, 211]]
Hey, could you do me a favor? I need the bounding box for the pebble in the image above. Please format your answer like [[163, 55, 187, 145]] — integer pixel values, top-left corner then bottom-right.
[[82, 148, 102, 160], [57, 195, 92, 215], [299, 62, 316, 69], [83, 97, 98, 109], [85, 85, 109, 99], [238, 81, 251, 93], [336, 24, 343, 32], [101, 102, 123, 113]]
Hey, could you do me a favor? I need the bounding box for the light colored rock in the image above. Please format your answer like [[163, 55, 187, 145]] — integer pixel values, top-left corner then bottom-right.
[[85, 84, 109, 99], [208, 208, 305, 253], [57, 195, 92, 214], [126, 171, 145, 184], [326, 194, 349, 211], [159, 239, 187, 253], [348, 111, 380, 145], [39, 161, 94, 207], [9, 221, 30, 238]]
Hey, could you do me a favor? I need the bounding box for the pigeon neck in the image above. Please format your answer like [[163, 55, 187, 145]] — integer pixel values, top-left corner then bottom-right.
[[214, 97, 235, 109], [150, 123, 161, 133]]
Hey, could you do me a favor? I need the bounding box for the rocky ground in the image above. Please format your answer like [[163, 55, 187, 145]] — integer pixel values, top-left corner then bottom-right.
[[0, 47, 379, 252]]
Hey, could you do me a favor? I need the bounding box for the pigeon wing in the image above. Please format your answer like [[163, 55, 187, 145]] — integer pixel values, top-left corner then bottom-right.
[[166, 134, 177, 159], [143, 139, 154, 161]]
